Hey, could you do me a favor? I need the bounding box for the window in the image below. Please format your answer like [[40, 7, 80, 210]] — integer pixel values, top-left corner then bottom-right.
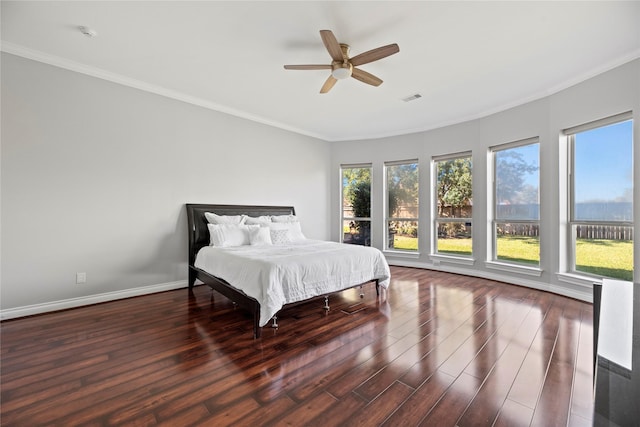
[[491, 139, 540, 265], [341, 164, 371, 246], [385, 160, 419, 251], [434, 153, 473, 256], [566, 113, 633, 281]]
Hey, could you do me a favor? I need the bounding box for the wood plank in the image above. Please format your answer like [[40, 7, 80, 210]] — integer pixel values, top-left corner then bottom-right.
[[342, 381, 414, 426], [503, 296, 567, 409], [530, 298, 582, 427], [493, 398, 534, 427], [456, 334, 530, 426], [0, 267, 593, 426], [269, 391, 337, 426], [382, 370, 456, 426], [306, 393, 367, 427], [324, 332, 427, 399], [287, 333, 398, 402], [398, 316, 485, 390], [569, 303, 594, 421], [225, 395, 297, 427], [418, 371, 482, 426]]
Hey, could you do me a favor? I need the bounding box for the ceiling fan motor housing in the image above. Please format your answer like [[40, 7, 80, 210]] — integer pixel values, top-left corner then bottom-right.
[[331, 62, 353, 80]]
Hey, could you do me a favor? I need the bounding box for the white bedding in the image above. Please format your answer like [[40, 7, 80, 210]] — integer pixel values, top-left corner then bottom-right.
[[194, 240, 391, 326]]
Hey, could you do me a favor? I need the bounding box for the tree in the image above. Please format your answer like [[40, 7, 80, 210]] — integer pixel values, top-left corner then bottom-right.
[[437, 158, 472, 217], [495, 151, 538, 203], [342, 167, 371, 217], [350, 180, 371, 218], [387, 163, 418, 217], [343, 168, 371, 244]]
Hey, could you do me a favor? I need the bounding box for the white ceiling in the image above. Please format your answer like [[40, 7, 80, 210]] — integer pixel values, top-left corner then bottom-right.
[[2, 1, 639, 142]]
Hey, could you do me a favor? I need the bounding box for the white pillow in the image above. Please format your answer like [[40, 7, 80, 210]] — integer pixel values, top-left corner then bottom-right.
[[270, 229, 291, 245], [249, 226, 273, 246], [269, 222, 306, 241], [207, 224, 257, 247], [271, 214, 298, 223], [245, 215, 272, 225], [204, 212, 246, 225]]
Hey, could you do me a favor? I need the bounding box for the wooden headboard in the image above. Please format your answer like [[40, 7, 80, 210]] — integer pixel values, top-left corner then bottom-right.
[[185, 204, 296, 266]]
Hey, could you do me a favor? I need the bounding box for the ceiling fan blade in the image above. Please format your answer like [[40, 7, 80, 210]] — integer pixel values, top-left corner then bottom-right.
[[284, 64, 332, 70], [349, 43, 399, 66], [351, 68, 383, 87], [320, 75, 338, 93], [320, 30, 344, 62]]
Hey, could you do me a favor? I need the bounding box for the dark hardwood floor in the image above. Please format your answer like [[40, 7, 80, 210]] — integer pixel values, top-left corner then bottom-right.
[[1, 266, 593, 426]]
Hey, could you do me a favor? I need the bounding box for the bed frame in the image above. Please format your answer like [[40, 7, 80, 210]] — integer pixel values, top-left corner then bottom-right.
[[186, 203, 380, 338]]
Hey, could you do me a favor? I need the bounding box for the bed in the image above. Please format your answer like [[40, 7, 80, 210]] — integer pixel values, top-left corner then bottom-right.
[[186, 204, 391, 338]]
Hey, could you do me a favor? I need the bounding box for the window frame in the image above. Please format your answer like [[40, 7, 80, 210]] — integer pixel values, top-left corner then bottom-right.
[[384, 159, 419, 253], [432, 151, 473, 258], [565, 112, 634, 280], [340, 163, 372, 246], [489, 137, 540, 267]]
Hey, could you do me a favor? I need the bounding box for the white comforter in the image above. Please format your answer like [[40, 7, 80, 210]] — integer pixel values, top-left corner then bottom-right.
[[194, 240, 391, 326]]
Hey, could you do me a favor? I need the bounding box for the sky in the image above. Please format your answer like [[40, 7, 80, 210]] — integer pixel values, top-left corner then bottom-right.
[[510, 143, 539, 189], [574, 120, 633, 203]]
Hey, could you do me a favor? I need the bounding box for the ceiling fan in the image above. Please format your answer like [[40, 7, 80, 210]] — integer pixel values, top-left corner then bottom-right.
[[284, 30, 400, 94]]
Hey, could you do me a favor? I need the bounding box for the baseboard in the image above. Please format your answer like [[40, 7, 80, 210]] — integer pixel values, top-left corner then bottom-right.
[[0, 262, 592, 321], [0, 280, 190, 321], [388, 259, 592, 302]]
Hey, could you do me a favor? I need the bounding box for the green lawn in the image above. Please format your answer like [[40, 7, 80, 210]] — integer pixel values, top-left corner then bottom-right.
[[437, 238, 472, 255], [575, 238, 633, 281], [433, 235, 633, 281], [368, 232, 633, 281], [496, 235, 539, 265], [393, 235, 418, 251]]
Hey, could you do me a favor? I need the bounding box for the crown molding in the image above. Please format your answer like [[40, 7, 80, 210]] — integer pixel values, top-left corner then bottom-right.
[[2, 41, 638, 143], [339, 50, 640, 142], [1, 41, 330, 141]]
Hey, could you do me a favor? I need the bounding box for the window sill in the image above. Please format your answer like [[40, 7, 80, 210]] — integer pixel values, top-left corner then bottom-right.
[[485, 261, 542, 277], [383, 250, 420, 259], [556, 273, 600, 288], [430, 254, 475, 266]]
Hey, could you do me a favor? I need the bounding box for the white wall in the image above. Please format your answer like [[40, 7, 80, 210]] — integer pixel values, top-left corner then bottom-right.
[[2, 53, 638, 318], [331, 59, 640, 302], [1, 53, 331, 317]]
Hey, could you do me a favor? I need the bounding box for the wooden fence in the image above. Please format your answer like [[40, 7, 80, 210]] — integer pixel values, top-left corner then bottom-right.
[[497, 224, 633, 241], [497, 224, 539, 237], [576, 225, 634, 241]]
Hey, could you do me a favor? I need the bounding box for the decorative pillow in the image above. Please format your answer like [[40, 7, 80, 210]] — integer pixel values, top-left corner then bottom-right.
[[204, 212, 246, 225], [270, 229, 291, 245], [207, 224, 257, 247], [249, 226, 273, 246], [245, 215, 272, 225], [271, 214, 298, 223], [269, 222, 306, 241]]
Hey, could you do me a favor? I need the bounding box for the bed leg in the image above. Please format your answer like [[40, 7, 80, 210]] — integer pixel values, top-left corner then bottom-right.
[[375, 280, 380, 296], [254, 314, 261, 339], [324, 296, 330, 311], [188, 267, 196, 288], [271, 316, 278, 329], [359, 285, 365, 298]]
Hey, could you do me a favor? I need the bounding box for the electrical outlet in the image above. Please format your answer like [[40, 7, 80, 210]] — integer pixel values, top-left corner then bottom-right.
[[76, 272, 87, 284]]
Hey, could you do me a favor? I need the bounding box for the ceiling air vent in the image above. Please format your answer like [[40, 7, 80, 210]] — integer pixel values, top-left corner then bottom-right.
[[402, 93, 422, 102]]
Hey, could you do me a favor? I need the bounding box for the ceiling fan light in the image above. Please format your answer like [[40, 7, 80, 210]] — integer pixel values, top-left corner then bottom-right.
[[331, 63, 352, 80]]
